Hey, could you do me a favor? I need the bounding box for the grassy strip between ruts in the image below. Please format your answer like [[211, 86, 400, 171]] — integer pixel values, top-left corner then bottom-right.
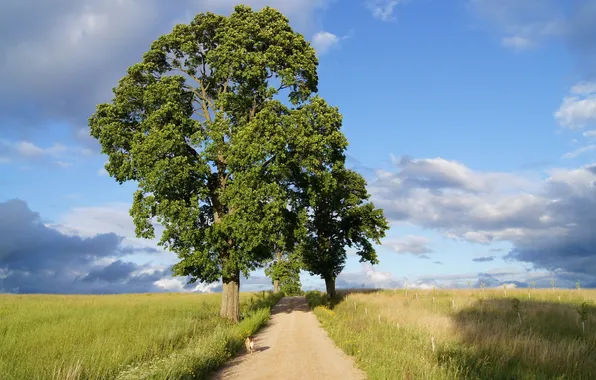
[[115, 291, 283, 380], [306, 289, 596, 380]]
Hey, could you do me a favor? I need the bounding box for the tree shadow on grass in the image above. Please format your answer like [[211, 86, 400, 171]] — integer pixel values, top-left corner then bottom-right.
[[438, 298, 596, 380]]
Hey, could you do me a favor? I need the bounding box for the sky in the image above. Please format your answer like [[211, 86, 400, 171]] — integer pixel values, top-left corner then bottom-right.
[[2, 0, 596, 294]]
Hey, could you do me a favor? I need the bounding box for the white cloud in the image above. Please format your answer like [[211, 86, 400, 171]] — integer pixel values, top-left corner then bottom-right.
[[468, 0, 565, 50], [13, 141, 67, 158], [555, 95, 596, 129], [367, 0, 406, 22], [154, 278, 186, 292], [571, 82, 596, 95], [54, 161, 74, 168], [562, 144, 596, 159], [369, 155, 596, 284], [333, 263, 549, 290], [14, 141, 45, 157], [381, 156, 539, 194], [58, 203, 168, 254], [154, 277, 220, 292], [557, 83, 596, 160], [336, 262, 402, 289], [370, 157, 547, 243], [0, 199, 177, 294], [501, 36, 533, 50], [311, 31, 340, 54], [0, 0, 330, 136], [0, 139, 85, 167], [384, 235, 433, 255]]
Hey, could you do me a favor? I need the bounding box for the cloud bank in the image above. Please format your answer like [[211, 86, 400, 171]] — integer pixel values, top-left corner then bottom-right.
[[369, 155, 596, 287], [0, 199, 276, 293], [0, 0, 329, 139]]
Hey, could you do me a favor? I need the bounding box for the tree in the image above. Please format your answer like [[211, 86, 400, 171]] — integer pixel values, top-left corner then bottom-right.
[[88, 5, 340, 322], [265, 249, 303, 295], [299, 166, 389, 298]]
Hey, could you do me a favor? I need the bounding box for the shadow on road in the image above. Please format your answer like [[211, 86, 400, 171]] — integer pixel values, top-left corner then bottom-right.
[[271, 296, 310, 314], [252, 345, 269, 353]]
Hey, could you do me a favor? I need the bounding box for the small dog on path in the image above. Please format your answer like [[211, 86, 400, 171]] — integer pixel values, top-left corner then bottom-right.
[[245, 335, 255, 354]]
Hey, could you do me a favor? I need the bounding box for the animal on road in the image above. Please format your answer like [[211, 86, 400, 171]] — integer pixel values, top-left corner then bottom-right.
[[245, 335, 255, 354]]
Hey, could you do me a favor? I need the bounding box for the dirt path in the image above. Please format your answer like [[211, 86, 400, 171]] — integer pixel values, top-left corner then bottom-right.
[[211, 296, 366, 380]]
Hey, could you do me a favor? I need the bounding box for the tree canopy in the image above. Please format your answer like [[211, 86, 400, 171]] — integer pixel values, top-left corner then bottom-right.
[[299, 166, 389, 298], [88, 5, 347, 321], [265, 250, 303, 295]]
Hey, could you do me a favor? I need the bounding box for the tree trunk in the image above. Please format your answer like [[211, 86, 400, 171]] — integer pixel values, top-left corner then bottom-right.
[[324, 276, 336, 299], [220, 270, 240, 322], [273, 248, 282, 294]]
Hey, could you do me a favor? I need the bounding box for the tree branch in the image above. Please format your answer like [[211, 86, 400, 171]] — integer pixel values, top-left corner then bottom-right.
[[260, 154, 277, 173]]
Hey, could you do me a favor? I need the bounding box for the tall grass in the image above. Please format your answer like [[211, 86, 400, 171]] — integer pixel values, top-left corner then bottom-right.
[[0, 291, 282, 380], [307, 288, 596, 380]]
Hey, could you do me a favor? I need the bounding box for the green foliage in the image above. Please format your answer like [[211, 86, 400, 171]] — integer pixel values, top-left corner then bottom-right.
[[265, 251, 303, 295], [305, 290, 331, 308], [89, 5, 321, 282], [305, 290, 343, 309], [298, 166, 389, 293], [88, 4, 349, 320]]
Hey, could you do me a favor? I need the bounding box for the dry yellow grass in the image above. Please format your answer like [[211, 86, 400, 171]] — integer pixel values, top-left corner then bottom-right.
[[308, 288, 596, 379]]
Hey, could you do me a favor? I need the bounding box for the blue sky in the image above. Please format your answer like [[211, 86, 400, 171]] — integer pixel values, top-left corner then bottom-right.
[[2, 0, 596, 293]]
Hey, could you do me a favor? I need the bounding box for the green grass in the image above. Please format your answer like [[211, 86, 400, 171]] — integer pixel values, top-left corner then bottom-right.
[[307, 288, 596, 380], [0, 291, 283, 380]]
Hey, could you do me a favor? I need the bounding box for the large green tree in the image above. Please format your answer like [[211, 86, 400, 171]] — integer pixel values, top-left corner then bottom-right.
[[88, 5, 344, 322], [300, 166, 389, 298]]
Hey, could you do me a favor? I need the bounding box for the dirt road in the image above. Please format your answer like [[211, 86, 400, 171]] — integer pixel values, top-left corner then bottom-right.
[[210, 296, 366, 380]]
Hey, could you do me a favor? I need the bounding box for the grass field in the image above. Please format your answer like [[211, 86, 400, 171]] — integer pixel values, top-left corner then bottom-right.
[[307, 288, 596, 380], [0, 291, 282, 380]]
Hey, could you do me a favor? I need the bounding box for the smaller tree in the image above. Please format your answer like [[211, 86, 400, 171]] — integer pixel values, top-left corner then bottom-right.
[[265, 250, 302, 295], [300, 166, 389, 298]]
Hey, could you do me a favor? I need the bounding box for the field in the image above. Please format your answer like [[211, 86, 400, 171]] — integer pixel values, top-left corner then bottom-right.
[[307, 288, 596, 380], [0, 292, 282, 380]]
